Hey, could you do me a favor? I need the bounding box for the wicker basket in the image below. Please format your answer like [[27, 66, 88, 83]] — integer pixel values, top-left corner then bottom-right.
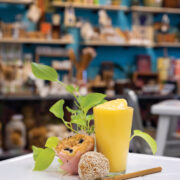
[[111, 0, 122, 5], [163, 0, 180, 8], [144, 0, 163, 7], [157, 33, 176, 43]]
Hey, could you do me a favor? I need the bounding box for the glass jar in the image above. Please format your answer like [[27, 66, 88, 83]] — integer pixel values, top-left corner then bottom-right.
[[5, 114, 26, 151]]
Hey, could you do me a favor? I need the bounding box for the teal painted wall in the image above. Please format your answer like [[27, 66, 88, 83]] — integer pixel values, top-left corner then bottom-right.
[[0, 1, 180, 80]]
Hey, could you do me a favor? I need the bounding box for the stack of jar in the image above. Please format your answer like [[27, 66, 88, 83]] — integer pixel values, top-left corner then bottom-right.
[[157, 57, 171, 81]]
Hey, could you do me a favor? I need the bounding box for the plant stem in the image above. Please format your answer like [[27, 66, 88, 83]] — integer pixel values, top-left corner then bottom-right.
[[62, 118, 78, 133], [130, 134, 135, 141], [56, 79, 92, 134]]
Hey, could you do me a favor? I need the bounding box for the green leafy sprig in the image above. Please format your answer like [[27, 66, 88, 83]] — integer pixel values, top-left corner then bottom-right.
[[32, 137, 59, 171], [32, 63, 107, 134]]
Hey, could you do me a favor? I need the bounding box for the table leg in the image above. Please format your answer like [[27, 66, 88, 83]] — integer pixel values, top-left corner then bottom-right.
[[156, 115, 170, 156], [168, 117, 178, 138]]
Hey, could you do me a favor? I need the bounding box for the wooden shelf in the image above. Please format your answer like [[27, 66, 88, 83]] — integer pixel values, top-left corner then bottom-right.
[[134, 72, 158, 76], [82, 40, 180, 48], [155, 42, 180, 48], [36, 52, 69, 57], [131, 5, 180, 14], [52, 1, 129, 11], [0, 37, 73, 44], [82, 40, 155, 47], [52, 2, 180, 14], [0, 151, 30, 161], [0, 94, 73, 101], [138, 94, 180, 100], [0, 0, 33, 4]]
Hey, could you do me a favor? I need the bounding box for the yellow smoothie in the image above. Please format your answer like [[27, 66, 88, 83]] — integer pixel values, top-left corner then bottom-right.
[[93, 99, 133, 173]]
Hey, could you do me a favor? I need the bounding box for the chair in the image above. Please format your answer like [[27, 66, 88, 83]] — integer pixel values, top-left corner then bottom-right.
[[124, 89, 151, 154]]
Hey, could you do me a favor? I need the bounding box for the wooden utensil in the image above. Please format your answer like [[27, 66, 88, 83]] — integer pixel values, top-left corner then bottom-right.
[[101, 167, 162, 180]]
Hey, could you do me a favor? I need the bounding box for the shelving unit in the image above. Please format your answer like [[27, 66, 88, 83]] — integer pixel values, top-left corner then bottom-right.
[[1, 1, 180, 161], [52, 1, 129, 11], [82, 40, 155, 47], [0, 37, 74, 44], [131, 5, 180, 14], [0, 0, 33, 5]]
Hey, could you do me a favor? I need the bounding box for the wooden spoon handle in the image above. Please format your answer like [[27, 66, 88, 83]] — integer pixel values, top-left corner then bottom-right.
[[102, 167, 162, 180]]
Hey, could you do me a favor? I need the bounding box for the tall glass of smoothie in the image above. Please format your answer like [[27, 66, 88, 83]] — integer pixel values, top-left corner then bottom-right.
[[93, 99, 133, 173]]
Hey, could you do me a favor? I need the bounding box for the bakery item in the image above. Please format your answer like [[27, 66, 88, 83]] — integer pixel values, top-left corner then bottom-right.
[[78, 151, 110, 180], [56, 134, 94, 175]]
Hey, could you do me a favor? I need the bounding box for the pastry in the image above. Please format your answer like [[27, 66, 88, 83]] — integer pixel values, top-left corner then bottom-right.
[[56, 134, 94, 175]]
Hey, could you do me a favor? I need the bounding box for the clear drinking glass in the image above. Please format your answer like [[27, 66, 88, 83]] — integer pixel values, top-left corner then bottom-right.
[[93, 99, 133, 173]]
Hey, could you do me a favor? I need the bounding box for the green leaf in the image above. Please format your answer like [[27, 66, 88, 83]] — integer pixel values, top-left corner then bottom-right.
[[71, 113, 86, 127], [90, 125, 95, 133], [32, 146, 43, 161], [58, 159, 63, 166], [71, 118, 86, 127], [86, 114, 94, 121], [66, 106, 80, 114], [33, 148, 55, 171], [131, 130, 157, 155], [31, 63, 58, 82], [50, 99, 64, 119], [75, 87, 79, 92], [65, 85, 76, 94], [45, 137, 59, 149], [99, 99, 108, 104], [77, 93, 106, 113]]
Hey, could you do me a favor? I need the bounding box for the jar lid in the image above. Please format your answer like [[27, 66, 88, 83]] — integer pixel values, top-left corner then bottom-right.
[[12, 114, 23, 121]]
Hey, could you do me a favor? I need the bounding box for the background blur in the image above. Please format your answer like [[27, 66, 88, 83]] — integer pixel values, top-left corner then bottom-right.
[[1, 0, 180, 160]]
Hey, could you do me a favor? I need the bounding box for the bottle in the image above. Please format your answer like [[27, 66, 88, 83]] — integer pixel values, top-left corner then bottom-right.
[[64, 7, 76, 27], [52, 14, 61, 39], [161, 14, 169, 33], [5, 114, 26, 151]]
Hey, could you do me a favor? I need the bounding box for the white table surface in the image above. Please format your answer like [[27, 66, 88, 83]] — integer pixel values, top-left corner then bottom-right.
[[151, 100, 180, 116], [0, 153, 180, 180]]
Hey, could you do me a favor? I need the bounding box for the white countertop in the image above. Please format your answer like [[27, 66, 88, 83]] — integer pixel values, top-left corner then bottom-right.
[[0, 153, 180, 180]]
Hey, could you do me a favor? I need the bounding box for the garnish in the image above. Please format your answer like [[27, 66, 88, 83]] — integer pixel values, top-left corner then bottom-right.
[[32, 136, 59, 171], [32, 62, 107, 134], [130, 130, 157, 155], [45, 136, 59, 149]]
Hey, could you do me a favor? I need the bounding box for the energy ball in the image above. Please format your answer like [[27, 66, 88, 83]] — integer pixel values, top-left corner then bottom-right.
[[78, 151, 110, 180]]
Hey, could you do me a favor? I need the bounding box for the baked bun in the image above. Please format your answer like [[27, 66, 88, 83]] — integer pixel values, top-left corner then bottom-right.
[[56, 134, 94, 175]]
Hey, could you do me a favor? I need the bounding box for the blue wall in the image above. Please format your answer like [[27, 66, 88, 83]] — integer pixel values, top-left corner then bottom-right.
[[0, 1, 180, 80]]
